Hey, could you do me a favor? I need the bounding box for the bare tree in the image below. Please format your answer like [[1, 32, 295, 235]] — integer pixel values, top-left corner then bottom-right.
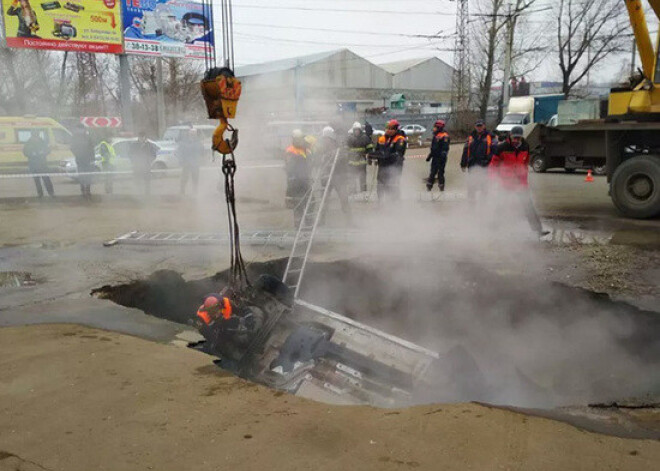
[[471, 0, 542, 118], [130, 56, 205, 134], [555, 0, 627, 97]]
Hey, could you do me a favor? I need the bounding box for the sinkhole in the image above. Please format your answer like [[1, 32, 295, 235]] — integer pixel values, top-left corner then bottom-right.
[[92, 256, 660, 410]]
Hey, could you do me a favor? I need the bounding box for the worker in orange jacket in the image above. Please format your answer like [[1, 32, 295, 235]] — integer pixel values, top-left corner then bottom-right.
[[374, 119, 407, 202], [426, 119, 450, 191], [461, 119, 496, 201], [284, 129, 312, 226]]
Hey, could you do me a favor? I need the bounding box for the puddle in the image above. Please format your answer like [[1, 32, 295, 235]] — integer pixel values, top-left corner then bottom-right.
[[0, 271, 41, 288]]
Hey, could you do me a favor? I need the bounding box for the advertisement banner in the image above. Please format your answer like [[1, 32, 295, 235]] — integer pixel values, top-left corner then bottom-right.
[[2, 0, 123, 53], [122, 0, 213, 59]]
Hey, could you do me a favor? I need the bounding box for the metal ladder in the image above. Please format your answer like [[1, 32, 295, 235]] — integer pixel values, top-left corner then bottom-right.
[[282, 148, 340, 297], [237, 149, 340, 374]]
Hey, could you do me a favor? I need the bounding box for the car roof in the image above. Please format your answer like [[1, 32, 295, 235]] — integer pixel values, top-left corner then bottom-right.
[[166, 125, 215, 130]]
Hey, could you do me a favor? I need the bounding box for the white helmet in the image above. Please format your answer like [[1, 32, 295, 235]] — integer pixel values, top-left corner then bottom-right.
[[351, 122, 362, 131], [292, 129, 304, 139], [322, 126, 335, 138]]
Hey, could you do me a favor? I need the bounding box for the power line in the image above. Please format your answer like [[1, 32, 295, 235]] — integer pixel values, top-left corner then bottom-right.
[[232, 22, 455, 39], [234, 32, 453, 49], [224, 3, 458, 16]]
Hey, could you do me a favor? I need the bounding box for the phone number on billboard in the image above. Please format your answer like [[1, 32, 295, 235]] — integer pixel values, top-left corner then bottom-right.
[[125, 41, 161, 54]]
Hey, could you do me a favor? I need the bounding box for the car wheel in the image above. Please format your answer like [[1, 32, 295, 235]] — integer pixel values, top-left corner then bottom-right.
[[611, 156, 660, 219], [152, 161, 167, 171], [532, 155, 548, 173], [564, 168, 576, 174]]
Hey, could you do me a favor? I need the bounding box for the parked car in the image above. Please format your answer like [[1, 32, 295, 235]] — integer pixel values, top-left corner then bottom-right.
[[400, 124, 426, 146], [59, 138, 177, 179], [162, 124, 216, 142]]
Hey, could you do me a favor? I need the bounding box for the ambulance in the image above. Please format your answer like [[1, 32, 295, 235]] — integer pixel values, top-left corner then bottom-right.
[[0, 117, 73, 172]]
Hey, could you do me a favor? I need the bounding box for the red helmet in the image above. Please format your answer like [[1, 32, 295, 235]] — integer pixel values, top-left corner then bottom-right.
[[434, 120, 445, 128], [202, 295, 221, 310], [386, 119, 400, 129]]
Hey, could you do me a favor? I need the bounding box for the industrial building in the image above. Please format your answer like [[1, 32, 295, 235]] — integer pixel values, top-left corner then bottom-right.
[[234, 48, 454, 122]]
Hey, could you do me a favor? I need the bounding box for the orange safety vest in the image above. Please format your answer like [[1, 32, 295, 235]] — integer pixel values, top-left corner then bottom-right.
[[435, 131, 449, 140], [196, 296, 233, 326], [285, 145, 307, 158], [466, 133, 491, 159], [378, 134, 406, 146]]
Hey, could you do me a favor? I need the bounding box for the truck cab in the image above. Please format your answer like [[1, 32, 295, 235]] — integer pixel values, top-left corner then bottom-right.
[[496, 95, 564, 138]]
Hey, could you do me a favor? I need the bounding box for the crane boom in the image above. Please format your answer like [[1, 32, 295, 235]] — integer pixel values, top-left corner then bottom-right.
[[610, 0, 660, 115], [625, 0, 656, 80]]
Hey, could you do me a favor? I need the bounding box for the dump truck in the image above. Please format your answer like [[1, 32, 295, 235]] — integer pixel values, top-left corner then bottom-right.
[[527, 0, 660, 219]]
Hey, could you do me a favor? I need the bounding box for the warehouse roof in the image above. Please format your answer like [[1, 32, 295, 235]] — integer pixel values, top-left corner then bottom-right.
[[378, 57, 452, 74], [235, 49, 345, 77]]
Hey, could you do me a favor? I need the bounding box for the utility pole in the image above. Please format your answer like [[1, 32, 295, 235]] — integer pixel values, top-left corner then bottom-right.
[[502, 3, 514, 111], [118, 54, 134, 130], [294, 60, 303, 117], [156, 57, 166, 137], [452, 0, 470, 127], [586, 45, 591, 93]]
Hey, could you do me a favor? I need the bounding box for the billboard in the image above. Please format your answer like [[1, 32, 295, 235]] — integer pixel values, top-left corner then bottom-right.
[[2, 0, 123, 53], [122, 0, 213, 59]]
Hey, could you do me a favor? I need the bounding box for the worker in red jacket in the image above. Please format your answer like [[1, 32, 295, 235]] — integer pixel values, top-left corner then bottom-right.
[[489, 126, 544, 235]]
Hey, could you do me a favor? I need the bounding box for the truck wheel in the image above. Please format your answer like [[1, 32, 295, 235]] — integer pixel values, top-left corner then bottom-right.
[[611, 156, 660, 219], [532, 155, 547, 173]]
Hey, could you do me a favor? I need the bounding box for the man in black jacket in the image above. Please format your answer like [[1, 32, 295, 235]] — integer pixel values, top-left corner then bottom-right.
[[133, 132, 157, 196], [460, 119, 496, 201], [23, 131, 54, 198], [426, 119, 450, 191], [70, 124, 95, 199]]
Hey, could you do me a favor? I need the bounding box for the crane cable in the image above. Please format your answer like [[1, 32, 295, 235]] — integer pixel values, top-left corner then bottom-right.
[[203, 0, 249, 291]]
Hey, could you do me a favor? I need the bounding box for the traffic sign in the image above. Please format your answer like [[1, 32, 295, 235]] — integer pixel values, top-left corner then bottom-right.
[[80, 117, 122, 128]]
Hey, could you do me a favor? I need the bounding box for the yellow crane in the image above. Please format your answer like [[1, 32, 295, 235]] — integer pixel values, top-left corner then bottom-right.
[[532, 0, 660, 219], [610, 0, 660, 115]]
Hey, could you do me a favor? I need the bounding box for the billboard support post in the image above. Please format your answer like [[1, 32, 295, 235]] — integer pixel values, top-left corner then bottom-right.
[[119, 54, 134, 131], [156, 57, 166, 138]]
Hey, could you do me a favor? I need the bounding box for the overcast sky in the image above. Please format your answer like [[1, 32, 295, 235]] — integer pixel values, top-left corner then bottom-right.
[[213, 0, 659, 84]]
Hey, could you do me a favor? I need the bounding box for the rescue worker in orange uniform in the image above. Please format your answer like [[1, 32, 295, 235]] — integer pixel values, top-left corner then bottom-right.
[[461, 119, 496, 201], [426, 119, 450, 191], [196, 294, 233, 327], [374, 119, 407, 202], [195, 293, 260, 368], [284, 129, 312, 227], [489, 126, 545, 235]]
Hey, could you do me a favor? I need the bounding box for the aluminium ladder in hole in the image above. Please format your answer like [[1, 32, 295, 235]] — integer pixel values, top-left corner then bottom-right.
[[237, 149, 341, 373], [282, 148, 340, 297]]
